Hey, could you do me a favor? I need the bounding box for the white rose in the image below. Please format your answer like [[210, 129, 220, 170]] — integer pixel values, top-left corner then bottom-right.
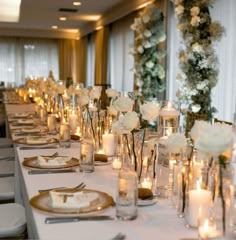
[[142, 15, 150, 23], [190, 120, 211, 141], [140, 102, 160, 121], [105, 88, 119, 99], [144, 30, 152, 38], [194, 123, 233, 156], [121, 112, 139, 133], [113, 96, 134, 112], [111, 120, 124, 134], [78, 94, 89, 107], [144, 41, 152, 48], [192, 42, 203, 53], [146, 61, 154, 69], [190, 16, 200, 27], [166, 133, 188, 154], [191, 104, 201, 113], [89, 86, 101, 100], [175, 5, 184, 16], [190, 6, 200, 16], [137, 46, 144, 54], [81, 88, 89, 96], [107, 105, 118, 116]]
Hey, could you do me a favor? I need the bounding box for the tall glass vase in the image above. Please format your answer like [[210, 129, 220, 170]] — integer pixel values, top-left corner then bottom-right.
[[211, 160, 234, 237]]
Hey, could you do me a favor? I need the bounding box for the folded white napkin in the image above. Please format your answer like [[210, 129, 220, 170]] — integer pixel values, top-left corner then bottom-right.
[[37, 156, 71, 166], [26, 137, 47, 144], [49, 191, 99, 209], [17, 119, 34, 124], [14, 113, 28, 117], [22, 128, 41, 133]]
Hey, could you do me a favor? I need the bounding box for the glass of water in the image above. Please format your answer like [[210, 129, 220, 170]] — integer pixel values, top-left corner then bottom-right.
[[116, 169, 138, 220]]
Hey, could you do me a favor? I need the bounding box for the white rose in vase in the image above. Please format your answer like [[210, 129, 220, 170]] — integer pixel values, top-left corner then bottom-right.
[[105, 88, 119, 99], [121, 112, 139, 133], [78, 94, 89, 107], [140, 102, 160, 121], [190, 120, 210, 141], [89, 86, 102, 100], [113, 96, 134, 112], [194, 123, 233, 156], [166, 133, 188, 154]]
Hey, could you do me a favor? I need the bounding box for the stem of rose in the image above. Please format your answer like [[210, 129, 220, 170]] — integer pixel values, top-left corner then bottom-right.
[[219, 165, 226, 235], [131, 131, 137, 172], [139, 127, 146, 181]]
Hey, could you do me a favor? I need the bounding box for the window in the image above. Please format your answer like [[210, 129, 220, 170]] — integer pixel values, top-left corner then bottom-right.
[[0, 37, 58, 87], [86, 33, 95, 87], [109, 13, 135, 92]]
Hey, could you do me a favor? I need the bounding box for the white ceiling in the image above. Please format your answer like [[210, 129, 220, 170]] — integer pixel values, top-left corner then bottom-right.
[[0, 0, 125, 31]]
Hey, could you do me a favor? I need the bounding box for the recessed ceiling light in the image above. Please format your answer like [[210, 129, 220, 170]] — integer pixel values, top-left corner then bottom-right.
[[0, 0, 21, 22], [73, 1, 81, 6], [59, 17, 67, 21], [51, 25, 58, 29]]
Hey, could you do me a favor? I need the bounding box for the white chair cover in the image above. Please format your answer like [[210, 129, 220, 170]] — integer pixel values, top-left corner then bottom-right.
[[0, 138, 13, 148], [0, 177, 14, 200], [0, 203, 26, 237], [0, 161, 14, 177]]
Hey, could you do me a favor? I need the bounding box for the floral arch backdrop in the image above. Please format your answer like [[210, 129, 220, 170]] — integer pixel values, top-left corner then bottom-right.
[[173, 0, 224, 119], [130, 3, 166, 101]]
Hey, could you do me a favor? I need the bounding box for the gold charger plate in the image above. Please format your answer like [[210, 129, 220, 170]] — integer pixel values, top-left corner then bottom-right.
[[29, 188, 113, 214], [14, 137, 58, 145], [22, 156, 80, 169]]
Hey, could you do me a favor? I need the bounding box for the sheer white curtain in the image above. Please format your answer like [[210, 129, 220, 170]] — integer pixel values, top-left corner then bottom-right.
[[167, 0, 236, 122], [109, 14, 135, 91], [86, 34, 95, 87], [0, 37, 58, 87]]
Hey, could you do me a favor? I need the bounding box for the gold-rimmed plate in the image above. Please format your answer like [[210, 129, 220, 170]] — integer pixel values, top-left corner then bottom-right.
[[14, 137, 58, 145], [29, 188, 113, 215], [22, 156, 80, 170]]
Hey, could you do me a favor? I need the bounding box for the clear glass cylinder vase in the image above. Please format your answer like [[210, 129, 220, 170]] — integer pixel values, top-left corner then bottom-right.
[[211, 160, 234, 237]]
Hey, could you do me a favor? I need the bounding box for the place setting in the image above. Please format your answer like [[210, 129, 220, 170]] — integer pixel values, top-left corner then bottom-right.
[[21, 152, 79, 175]]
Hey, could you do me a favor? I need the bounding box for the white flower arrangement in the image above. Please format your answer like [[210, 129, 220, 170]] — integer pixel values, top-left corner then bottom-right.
[[174, 0, 225, 118], [194, 122, 233, 157], [166, 133, 188, 154], [130, 3, 166, 100]]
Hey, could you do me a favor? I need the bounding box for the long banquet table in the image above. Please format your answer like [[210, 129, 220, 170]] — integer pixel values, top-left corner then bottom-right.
[[4, 102, 201, 239]]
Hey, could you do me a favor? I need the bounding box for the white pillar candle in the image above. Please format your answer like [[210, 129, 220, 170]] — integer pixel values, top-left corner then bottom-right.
[[160, 102, 180, 119], [141, 177, 152, 189], [69, 112, 78, 132], [102, 133, 115, 156], [188, 181, 211, 227], [112, 157, 122, 170]]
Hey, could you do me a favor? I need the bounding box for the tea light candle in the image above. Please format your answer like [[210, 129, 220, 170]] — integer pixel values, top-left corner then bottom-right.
[[141, 177, 152, 189], [198, 218, 221, 239], [160, 103, 180, 120], [102, 133, 115, 156], [188, 181, 211, 227], [112, 157, 122, 170]]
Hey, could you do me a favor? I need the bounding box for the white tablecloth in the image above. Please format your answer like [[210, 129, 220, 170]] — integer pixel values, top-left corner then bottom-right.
[[15, 146, 197, 240]]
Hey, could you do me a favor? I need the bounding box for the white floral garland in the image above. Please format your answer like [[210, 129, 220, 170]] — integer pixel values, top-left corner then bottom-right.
[[174, 0, 224, 118], [130, 3, 166, 101]]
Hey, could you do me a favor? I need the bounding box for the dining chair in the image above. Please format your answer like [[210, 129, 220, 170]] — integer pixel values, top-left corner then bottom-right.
[[0, 176, 15, 203], [0, 138, 13, 148], [0, 203, 26, 239]]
